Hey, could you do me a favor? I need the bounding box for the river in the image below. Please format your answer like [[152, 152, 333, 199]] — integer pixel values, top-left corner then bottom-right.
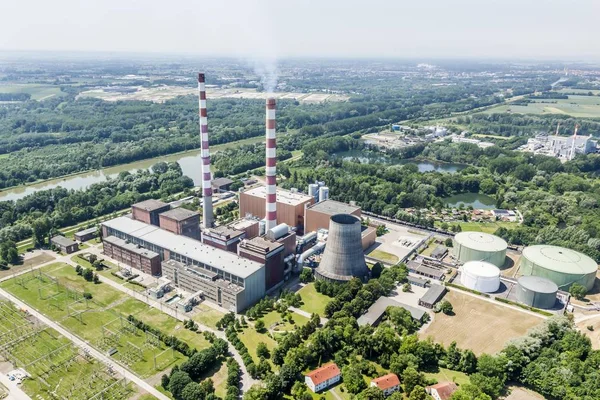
[[0, 136, 263, 202], [442, 192, 497, 210], [333, 150, 467, 173]]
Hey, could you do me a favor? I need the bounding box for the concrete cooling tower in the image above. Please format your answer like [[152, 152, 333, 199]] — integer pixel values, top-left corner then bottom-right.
[[315, 214, 369, 282]]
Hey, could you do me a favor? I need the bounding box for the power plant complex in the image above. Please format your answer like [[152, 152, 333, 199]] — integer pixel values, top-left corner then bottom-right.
[[99, 73, 375, 312]]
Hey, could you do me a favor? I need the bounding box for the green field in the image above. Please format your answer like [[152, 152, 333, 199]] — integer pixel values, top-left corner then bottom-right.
[[0, 84, 65, 100], [435, 221, 516, 234], [0, 301, 134, 400], [238, 326, 278, 365], [481, 95, 600, 118], [191, 303, 226, 329], [367, 249, 400, 264], [262, 309, 309, 332], [425, 367, 470, 386], [0, 263, 213, 378], [297, 283, 333, 316]]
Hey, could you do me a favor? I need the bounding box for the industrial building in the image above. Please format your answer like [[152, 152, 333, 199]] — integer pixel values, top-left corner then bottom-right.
[[161, 259, 249, 312], [315, 214, 369, 282], [74, 226, 98, 242], [357, 297, 427, 326], [50, 235, 79, 254], [103, 235, 161, 275], [131, 199, 171, 226], [516, 276, 558, 309], [304, 199, 376, 250], [453, 231, 507, 267], [419, 284, 447, 309], [158, 208, 201, 240], [407, 261, 445, 281], [522, 133, 597, 160], [211, 177, 234, 192], [459, 261, 501, 293], [520, 245, 597, 290], [239, 186, 314, 233], [202, 225, 246, 253], [101, 216, 265, 311]]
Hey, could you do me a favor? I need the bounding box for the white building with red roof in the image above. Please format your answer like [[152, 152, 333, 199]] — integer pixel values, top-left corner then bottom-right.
[[427, 382, 458, 400], [370, 373, 401, 396], [305, 363, 341, 393]]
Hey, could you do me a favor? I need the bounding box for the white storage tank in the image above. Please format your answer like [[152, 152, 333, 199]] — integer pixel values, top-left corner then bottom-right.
[[308, 184, 319, 200], [460, 261, 501, 293], [318, 187, 329, 202]]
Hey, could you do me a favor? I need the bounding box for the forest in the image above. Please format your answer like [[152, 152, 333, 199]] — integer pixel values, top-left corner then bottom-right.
[[280, 136, 600, 262]]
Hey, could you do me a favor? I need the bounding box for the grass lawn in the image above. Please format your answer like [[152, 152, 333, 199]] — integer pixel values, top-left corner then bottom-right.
[[367, 249, 399, 264], [297, 283, 332, 316], [238, 327, 278, 364], [191, 303, 226, 329], [435, 221, 517, 234], [262, 309, 309, 332], [208, 360, 229, 399], [18, 252, 55, 268], [425, 367, 470, 386], [71, 254, 124, 283]]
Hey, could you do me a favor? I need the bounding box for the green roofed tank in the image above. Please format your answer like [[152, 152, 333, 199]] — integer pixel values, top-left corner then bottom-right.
[[520, 245, 598, 291], [453, 231, 507, 267]]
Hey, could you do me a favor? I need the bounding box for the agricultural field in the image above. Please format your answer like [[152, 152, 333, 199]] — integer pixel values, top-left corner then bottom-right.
[[420, 290, 544, 355], [297, 283, 333, 316], [0, 263, 211, 378], [0, 83, 66, 100], [480, 95, 600, 118], [0, 301, 134, 400]]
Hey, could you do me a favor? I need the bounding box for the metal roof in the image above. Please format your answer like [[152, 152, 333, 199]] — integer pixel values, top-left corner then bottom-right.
[[132, 199, 169, 212], [357, 297, 426, 325], [462, 261, 500, 278], [243, 186, 313, 206], [51, 235, 77, 247], [104, 236, 160, 258], [159, 207, 200, 221], [517, 275, 558, 294], [522, 245, 597, 275], [102, 216, 263, 279], [454, 231, 508, 252], [307, 199, 360, 215], [74, 226, 98, 236], [419, 284, 447, 305]]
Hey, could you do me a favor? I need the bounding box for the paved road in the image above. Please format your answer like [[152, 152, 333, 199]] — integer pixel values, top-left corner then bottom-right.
[[0, 288, 170, 400], [0, 373, 31, 400]]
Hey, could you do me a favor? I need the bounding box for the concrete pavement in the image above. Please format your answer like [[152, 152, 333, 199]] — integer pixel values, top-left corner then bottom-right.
[[0, 373, 31, 400], [0, 288, 170, 400]]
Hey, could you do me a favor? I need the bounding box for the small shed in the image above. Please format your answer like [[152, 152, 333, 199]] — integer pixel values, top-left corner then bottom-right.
[[51, 236, 79, 254], [418, 284, 447, 309]]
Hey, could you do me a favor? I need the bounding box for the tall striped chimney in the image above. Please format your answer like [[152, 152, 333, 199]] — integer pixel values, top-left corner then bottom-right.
[[265, 98, 277, 231], [198, 73, 214, 229]]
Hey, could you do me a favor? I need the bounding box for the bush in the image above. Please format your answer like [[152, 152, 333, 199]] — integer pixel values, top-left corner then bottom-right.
[[83, 292, 92, 300]]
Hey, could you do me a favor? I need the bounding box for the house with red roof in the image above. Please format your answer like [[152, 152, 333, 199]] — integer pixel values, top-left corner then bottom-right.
[[370, 373, 400, 396], [304, 363, 341, 393], [427, 382, 458, 400]]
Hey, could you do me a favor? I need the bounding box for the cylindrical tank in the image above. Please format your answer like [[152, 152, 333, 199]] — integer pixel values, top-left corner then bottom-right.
[[459, 261, 500, 293], [308, 184, 319, 200], [517, 276, 558, 309], [318, 187, 330, 202], [520, 245, 597, 290], [315, 214, 368, 282], [267, 223, 289, 241], [453, 232, 507, 267]]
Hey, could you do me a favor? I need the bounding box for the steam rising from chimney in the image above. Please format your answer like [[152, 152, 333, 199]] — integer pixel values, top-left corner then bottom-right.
[[198, 73, 214, 229], [265, 98, 277, 231]]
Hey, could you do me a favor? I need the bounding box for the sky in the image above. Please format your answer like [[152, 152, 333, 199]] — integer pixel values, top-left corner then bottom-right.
[[2, 0, 599, 61]]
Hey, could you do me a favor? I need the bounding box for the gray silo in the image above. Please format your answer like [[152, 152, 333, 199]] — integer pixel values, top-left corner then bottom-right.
[[315, 214, 369, 282], [516, 276, 558, 309]]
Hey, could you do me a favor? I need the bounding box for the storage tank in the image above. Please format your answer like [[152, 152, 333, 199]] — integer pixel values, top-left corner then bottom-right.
[[318, 187, 330, 202], [267, 223, 289, 241], [315, 214, 369, 282], [520, 245, 597, 290], [459, 261, 500, 293], [453, 232, 507, 267], [516, 276, 558, 309], [308, 184, 319, 201]]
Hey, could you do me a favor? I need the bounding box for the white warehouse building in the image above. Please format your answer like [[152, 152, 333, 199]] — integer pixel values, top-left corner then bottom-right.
[[460, 261, 501, 293]]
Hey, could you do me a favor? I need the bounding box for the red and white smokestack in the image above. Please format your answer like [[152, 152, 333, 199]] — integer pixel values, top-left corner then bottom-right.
[[265, 98, 277, 231], [198, 73, 214, 229]]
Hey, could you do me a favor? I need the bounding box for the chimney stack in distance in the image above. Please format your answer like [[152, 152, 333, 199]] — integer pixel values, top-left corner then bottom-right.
[[198, 73, 214, 229], [265, 98, 277, 231]]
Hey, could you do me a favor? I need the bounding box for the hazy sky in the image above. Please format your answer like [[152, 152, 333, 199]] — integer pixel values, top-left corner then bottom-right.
[[2, 0, 599, 60]]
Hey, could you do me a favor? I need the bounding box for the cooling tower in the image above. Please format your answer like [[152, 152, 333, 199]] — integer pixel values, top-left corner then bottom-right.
[[315, 214, 369, 282]]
